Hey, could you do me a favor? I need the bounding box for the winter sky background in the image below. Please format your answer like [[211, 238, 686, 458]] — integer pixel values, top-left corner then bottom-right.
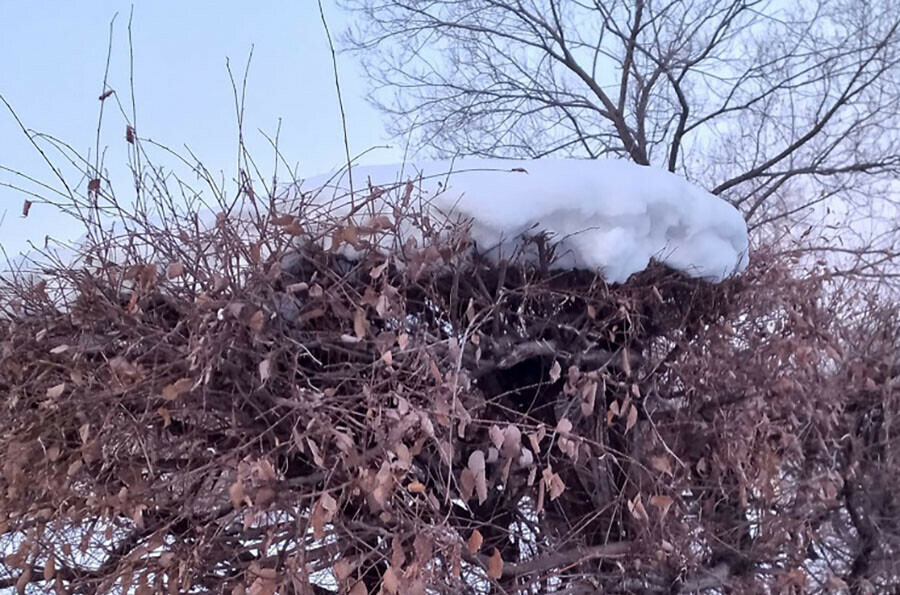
[[0, 1, 401, 259]]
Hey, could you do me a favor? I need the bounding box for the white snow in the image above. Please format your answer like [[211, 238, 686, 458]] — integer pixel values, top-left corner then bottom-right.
[[296, 158, 749, 283], [3, 158, 748, 287]]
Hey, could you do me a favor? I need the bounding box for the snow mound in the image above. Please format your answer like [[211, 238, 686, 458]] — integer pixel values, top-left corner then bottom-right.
[[300, 158, 749, 283]]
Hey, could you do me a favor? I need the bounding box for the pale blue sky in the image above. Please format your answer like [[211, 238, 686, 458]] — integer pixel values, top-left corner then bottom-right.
[[0, 1, 400, 258]]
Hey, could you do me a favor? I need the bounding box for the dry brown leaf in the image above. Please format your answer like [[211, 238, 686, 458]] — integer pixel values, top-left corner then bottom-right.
[[607, 400, 621, 425], [370, 261, 389, 279], [354, 309, 368, 339], [249, 577, 276, 595], [67, 459, 83, 477], [311, 501, 328, 540], [43, 554, 55, 581], [158, 552, 175, 568], [259, 358, 271, 382], [305, 436, 324, 466], [468, 450, 486, 473], [271, 214, 294, 226], [248, 310, 265, 333], [580, 380, 597, 417], [349, 581, 368, 595], [548, 473, 566, 500], [381, 566, 400, 593], [321, 492, 338, 513], [468, 451, 488, 504], [549, 360, 562, 383], [528, 429, 542, 453], [628, 494, 650, 523], [487, 548, 504, 580], [46, 383, 66, 398], [467, 529, 484, 555], [626, 403, 638, 432], [230, 481, 245, 509], [501, 425, 522, 459], [16, 567, 32, 594], [650, 456, 673, 476], [333, 429, 355, 455], [650, 494, 674, 519], [407, 481, 426, 494], [386, 438, 406, 461], [22, 199, 32, 218], [249, 242, 262, 264], [459, 468, 475, 502], [825, 575, 850, 590], [429, 360, 443, 384], [46, 446, 60, 462], [333, 559, 353, 581], [162, 377, 193, 401], [489, 425, 504, 449], [166, 262, 185, 279], [621, 348, 632, 377]]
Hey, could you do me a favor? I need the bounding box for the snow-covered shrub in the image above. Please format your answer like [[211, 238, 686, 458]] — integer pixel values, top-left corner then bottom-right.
[[1, 163, 897, 592]]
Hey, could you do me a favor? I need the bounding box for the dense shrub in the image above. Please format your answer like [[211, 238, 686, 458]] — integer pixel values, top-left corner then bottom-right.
[[1, 183, 897, 595]]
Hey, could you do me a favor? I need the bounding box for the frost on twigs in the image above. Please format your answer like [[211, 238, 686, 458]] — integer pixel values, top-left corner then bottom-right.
[[0, 166, 896, 593]]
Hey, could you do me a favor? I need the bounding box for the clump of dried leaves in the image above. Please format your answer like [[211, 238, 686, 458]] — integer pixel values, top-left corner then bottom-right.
[[1, 187, 898, 594]]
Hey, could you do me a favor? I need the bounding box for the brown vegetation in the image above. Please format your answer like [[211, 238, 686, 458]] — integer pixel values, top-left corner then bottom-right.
[[1, 187, 898, 593]]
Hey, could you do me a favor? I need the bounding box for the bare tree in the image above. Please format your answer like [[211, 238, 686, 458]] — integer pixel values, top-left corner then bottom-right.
[[340, 0, 900, 252]]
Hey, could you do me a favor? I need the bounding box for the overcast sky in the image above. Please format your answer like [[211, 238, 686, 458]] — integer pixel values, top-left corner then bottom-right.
[[0, 1, 400, 259]]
